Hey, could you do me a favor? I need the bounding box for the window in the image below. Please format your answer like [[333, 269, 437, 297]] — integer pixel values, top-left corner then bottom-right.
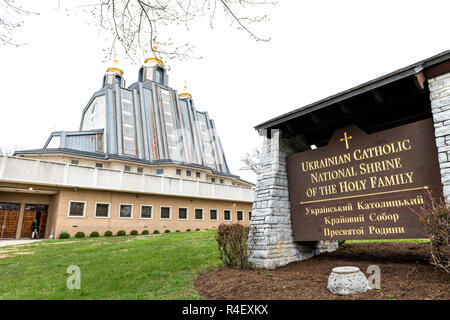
[[156, 168, 164, 175], [186, 170, 191, 177], [224, 210, 231, 221], [121, 89, 137, 156], [211, 178, 216, 183], [196, 172, 201, 178], [209, 209, 218, 221], [237, 211, 243, 221], [249, 211, 252, 221], [155, 67, 164, 84], [178, 208, 188, 220], [95, 162, 103, 168], [137, 167, 144, 174], [68, 201, 85, 217], [70, 159, 79, 165], [220, 179, 224, 184], [119, 204, 133, 218], [160, 88, 182, 161], [160, 206, 171, 219], [124, 165, 131, 172], [90, 103, 99, 124], [176, 169, 181, 175], [195, 208, 204, 220], [95, 203, 110, 218], [140, 205, 152, 219]]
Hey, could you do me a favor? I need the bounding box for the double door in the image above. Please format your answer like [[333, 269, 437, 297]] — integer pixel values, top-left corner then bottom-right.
[[0, 203, 20, 239], [21, 204, 48, 239]]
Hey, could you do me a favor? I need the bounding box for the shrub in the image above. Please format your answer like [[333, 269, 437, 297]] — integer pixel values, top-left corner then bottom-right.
[[117, 230, 126, 236], [142, 230, 149, 235], [165, 230, 171, 233], [60, 232, 70, 239], [415, 191, 449, 273], [215, 223, 252, 269], [90, 231, 100, 238], [104, 230, 113, 237], [130, 230, 138, 235], [338, 240, 346, 248], [176, 230, 180, 232], [186, 229, 191, 232], [75, 232, 85, 238], [153, 230, 160, 234]]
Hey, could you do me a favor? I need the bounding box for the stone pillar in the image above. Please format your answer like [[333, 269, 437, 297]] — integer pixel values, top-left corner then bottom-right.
[[430, 72, 450, 198], [248, 129, 335, 269]]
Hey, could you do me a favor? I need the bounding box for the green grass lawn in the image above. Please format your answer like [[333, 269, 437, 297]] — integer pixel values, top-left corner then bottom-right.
[[0, 230, 431, 300], [0, 230, 222, 300]]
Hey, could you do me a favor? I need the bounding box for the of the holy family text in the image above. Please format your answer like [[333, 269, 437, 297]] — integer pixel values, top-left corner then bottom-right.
[[287, 119, 442, 241]]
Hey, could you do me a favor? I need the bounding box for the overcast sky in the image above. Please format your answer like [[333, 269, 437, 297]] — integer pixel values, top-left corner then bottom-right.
[[0, 0, 449, 183]]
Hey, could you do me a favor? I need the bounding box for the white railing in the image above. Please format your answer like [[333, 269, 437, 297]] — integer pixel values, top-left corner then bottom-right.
[[0, 156, 254, 202]]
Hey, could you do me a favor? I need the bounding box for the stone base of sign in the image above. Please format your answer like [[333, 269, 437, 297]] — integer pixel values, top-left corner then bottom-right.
[[430, 72, 450, 198], [248, 129, 338, 269], [327, 266, 370, 295]]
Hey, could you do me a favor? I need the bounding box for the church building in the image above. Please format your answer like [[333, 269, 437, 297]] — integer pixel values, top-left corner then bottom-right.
[[0, 57, 254, 239]]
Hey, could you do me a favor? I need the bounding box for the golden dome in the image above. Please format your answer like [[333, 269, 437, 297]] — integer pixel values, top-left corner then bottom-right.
[[178, 84, 192, 99], [106, 60, 124, 75], [144, 56, 164, 67]]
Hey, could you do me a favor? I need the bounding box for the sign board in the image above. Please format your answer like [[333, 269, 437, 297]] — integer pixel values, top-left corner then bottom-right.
[[286, 118, 443, 241]]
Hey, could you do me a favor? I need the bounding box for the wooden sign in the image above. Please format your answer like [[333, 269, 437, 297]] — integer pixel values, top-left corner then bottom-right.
[[286, 118, 443, 241]]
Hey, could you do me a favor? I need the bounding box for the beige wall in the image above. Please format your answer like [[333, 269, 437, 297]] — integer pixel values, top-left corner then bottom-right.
[[19, 154, 250, 187], [54, 188, 252, 237], [0, 182, 252, 238]]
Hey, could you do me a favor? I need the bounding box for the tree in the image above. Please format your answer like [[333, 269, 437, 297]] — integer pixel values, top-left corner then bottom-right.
[[240, 146, 261, 175], [0, 0, 38, 46], [2, 1, 274, 63], [76, 0, 274, 63]]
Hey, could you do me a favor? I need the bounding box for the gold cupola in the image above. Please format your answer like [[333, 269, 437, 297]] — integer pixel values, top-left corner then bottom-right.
[[106, 60, 124, 75], [144, 46, 164, 67], [178, 84, 192, 99], [104, 60, 125, 87], [139, 46, 168, 85]]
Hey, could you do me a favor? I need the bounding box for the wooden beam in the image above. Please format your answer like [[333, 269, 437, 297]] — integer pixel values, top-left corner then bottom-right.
[[414, 71, 426, 90]]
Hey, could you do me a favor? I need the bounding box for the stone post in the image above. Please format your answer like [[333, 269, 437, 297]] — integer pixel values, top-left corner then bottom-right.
[[430, 72, 450, 198], [248, 129, 336, 269]]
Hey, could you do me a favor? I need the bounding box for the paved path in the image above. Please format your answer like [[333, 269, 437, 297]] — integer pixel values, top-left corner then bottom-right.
[[0, 239, 45, 247]]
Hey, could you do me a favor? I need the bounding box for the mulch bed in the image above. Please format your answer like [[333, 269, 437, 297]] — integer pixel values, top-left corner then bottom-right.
[[194, 242, 450, 300]]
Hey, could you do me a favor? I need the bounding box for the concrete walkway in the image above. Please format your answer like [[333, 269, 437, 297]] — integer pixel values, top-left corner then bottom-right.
[[0, 239, 45, 247]]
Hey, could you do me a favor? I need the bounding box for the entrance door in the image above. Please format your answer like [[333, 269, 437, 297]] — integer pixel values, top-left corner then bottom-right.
[[0, 203, 20, 239], [21, 204, 49, 239]]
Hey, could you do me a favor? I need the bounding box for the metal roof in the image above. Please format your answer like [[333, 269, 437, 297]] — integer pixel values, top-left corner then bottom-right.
[[255, 50, 450, 130]]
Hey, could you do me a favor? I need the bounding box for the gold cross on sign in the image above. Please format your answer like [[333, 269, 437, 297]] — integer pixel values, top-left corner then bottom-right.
[[340, 132, 352, 149]]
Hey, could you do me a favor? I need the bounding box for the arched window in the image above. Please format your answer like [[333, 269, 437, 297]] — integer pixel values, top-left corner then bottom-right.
[[138, 67, 144, 82], [90, 103, 99, 124], [114, 75, 122, 85], [154, 67, 164, 84]]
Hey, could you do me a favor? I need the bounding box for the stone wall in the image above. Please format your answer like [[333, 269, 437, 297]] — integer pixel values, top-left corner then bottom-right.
[[430, 72, 450, 198], [248, 129, 337, 269]]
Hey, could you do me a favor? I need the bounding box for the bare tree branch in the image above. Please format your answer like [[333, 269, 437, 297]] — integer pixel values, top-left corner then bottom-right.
[[71, 0, 274, 63], [0, 0, 38, 46], [240, 146, 261, 175]]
